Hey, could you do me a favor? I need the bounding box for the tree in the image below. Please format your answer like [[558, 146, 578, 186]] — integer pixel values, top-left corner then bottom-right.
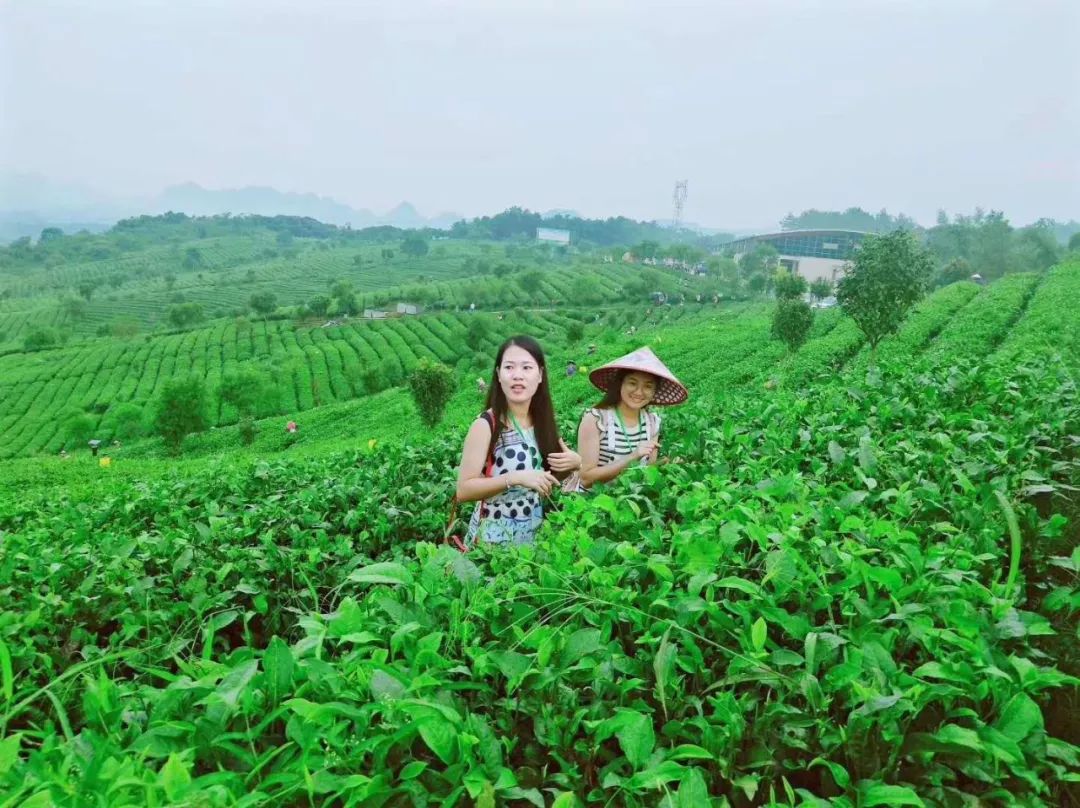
[[308, 295, 330, 317], [809, 278, 833, 301], [182, 247, 204, 270], [104, 402, 146, 441], [24, 327, 60, 351], [408, 360, 457, 428], [936, 257, 973, 287], [153, 376, 209, 454], [62, 411, 96, 446], [39, 227, 64, 243], [1069, 231, 1080, 253], [249, 292, 278, 319], [772, 299, 814, 352], [167, 302, 205, 329], [219, 367, 279, 420], [62, 296, 88, 319], [465, 315, 493, 350], [836, 230, 935, 366], [739, 243, 779, 279], [77, 280, 101, 301], [401, 233, 430, 257], [773, 270, 807, 300], [566, 322, 585, 343], [164, 272, 177, 290], [519, 271, 545, 299]]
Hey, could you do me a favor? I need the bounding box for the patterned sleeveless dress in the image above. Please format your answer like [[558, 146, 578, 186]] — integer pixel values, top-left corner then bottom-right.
[[466, 417, 545, 546]]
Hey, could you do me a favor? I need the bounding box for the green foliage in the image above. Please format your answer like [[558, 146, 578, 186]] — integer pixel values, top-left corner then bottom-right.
[[238, 416, 257, 445], [936, 257, 973, 287], [166, 301, 204, 329], [103, 402, 146, 441], [781, 206, 918, 233], [401, 233, 430, 257], [809, 278, 833, 301], [465, 315, 493, 350], [307, 294, 330, 317], [249, 291, 278, 318], [62, 412, 96, 446], [771, 299, 814, 352], [218, 367, 278, 420], [773, 270, 808, 300], [1069, 231, 1080, 253], [836, 230, 935, 357], [407, 359, 457, 428], [566, 322, 585, 343], [23, 327, 59, 351], [152, 375, 209, 454]]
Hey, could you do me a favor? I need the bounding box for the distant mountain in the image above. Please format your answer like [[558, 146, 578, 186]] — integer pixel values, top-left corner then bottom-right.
[[153, 184, 463, 231], [153, 182, 376, 227], [0, 173, 465, 241]]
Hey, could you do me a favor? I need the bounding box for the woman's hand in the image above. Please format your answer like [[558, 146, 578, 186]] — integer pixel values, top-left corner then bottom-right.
[[634, 440, 659, 460], [511, 469, 559, 496], [547, 439, 582, 473]]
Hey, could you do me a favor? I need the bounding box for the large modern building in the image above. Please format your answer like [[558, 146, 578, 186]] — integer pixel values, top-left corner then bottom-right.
[[723, 229, 868, 282]]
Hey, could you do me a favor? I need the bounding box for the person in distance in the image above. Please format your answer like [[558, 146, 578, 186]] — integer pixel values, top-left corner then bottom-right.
[[456, 335, 582, 546], [576, 346, 688, 489]]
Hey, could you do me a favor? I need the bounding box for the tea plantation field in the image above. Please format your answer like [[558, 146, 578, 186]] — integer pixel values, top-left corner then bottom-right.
[[0, 262, 1078, 806]]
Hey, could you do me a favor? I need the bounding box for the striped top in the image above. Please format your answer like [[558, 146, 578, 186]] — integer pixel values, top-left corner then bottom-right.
[[588, 408, 661, 466]]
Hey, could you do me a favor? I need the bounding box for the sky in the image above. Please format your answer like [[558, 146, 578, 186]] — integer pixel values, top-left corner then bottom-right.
[[1, 0, 1078, 229]]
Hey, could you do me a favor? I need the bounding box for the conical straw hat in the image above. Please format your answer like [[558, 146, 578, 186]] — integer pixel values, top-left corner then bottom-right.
[[587, 346, 688, 406]]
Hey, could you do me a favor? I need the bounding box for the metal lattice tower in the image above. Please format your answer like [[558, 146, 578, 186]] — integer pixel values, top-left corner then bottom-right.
[[672, 180, 688, 230]]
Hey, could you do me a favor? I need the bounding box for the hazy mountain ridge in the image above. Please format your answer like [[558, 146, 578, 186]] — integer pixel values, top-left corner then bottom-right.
[[0, 173, 466, 241]]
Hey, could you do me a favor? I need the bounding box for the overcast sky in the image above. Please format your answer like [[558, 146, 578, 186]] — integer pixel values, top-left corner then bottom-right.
[[2, 0, 1078, 229]]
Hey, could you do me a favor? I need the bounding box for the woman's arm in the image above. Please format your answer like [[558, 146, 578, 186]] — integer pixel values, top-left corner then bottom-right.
[[578, 413, 642, 486], [456, 419, 514, 502], [457, 418, 558, 500]]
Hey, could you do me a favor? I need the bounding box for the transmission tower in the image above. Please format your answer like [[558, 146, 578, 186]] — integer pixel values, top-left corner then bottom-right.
[[672, 180, 688, 230]]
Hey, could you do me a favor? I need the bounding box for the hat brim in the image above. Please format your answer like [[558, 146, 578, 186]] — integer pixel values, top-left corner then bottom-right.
[[587, 365, 688, 406]]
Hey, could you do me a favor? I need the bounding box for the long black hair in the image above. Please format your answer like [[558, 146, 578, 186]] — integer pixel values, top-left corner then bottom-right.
[[483, 335, 567, 479]]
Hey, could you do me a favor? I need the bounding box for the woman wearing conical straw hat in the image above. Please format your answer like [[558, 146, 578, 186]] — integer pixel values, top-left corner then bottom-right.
[[576, 346, 688, 489]]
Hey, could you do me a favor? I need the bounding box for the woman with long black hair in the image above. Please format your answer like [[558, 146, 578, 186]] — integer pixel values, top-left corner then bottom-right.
[[456, 335, 581, 546]]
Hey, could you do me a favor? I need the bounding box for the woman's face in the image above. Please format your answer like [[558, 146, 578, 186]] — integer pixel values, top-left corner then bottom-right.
[[498, 345, 542, 406], [620, 371, 658, 412]]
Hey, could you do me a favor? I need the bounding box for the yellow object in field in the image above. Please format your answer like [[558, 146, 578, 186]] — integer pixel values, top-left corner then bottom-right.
[[367, 439, 377, 451], [579, 366, 587, 374], [99, 456, 112, 468]]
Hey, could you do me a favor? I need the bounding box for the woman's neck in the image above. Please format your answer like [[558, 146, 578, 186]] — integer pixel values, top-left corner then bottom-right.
[[616, 402, 641, 426], [507, 401, 531, 425]]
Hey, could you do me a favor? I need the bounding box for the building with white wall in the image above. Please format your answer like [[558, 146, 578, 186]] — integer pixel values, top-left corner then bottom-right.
[[723, 230, 868, 283]]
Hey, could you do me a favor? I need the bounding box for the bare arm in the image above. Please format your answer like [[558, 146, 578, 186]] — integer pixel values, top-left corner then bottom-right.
[[456, 419, 512, 502], [456, 418, 557, 501], [578, 413, 647, 487]]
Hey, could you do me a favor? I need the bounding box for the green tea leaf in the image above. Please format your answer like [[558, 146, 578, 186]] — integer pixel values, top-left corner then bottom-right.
[[715, 576, 760, 596], [347, 562, 413, 586], [676, 767, 709, 808], [615, 709, 655, 770], [994, 693, 1043, 742], [370, 670, 405, 700], [751, 617, 767, 652], [419, 717, 458, 764], [562, 628, 602, 664], [263, 636, 294, 703], [0, 733, 22, 777], [933, 724, 983, 752], [399, 761, 427, 780], [860, 782, 924, 807], [160, 753, 192, 801]]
